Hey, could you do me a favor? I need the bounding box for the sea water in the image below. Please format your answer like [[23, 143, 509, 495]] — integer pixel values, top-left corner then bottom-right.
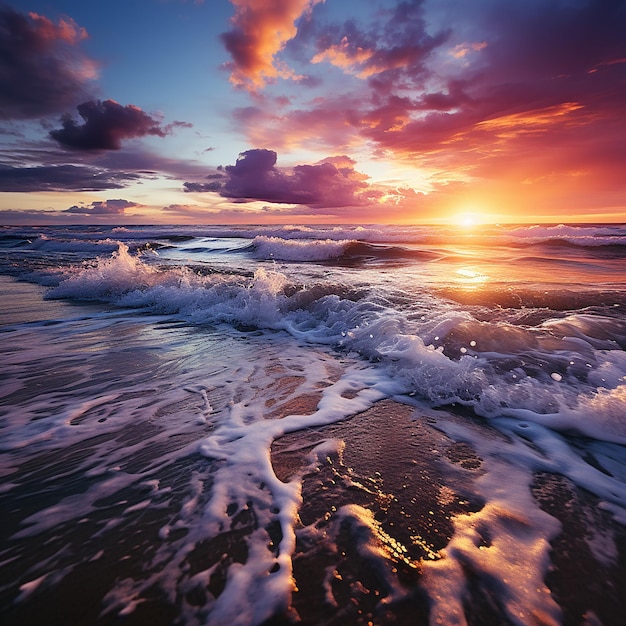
[[0, 223, 625, 625]]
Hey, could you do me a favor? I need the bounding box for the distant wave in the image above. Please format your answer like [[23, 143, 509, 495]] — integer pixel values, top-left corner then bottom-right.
[[27, 235, 121, 255], [505, 224, 626, 249], [251, 236, 352, 261], [5, 223, 626, 251]]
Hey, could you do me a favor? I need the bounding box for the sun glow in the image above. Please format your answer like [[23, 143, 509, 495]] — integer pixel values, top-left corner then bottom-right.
[[449, 203, 497, 228], [454, 212, 479, 229]]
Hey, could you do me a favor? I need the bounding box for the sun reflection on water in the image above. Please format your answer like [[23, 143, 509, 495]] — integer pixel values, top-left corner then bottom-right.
[[454, 266, 489, 287]]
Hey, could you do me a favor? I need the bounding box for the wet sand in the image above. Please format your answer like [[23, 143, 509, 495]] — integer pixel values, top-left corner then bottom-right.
[[270, 400, 626, 625], [0, 275, 112, 326], [0, 275, 71, 325]]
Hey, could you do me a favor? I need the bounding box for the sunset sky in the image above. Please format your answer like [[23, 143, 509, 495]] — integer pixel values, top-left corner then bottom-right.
[[1, 0, 625, 225]]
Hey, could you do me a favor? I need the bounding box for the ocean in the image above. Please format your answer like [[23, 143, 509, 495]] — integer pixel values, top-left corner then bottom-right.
[[1, 222, 625, 625]]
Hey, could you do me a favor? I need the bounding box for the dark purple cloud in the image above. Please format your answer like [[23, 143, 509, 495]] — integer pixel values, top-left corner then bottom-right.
[[0, 141, 217, 194], [367, 1, 626, 151], [0, 163, 140, 192], [49, 100, 189, 151], [184, 149, 378, 208], [0, 6, 96, 119], [308, 1, 448, 82], [183, 173, 225, 193], [64, 199, 141, 215], [183, 181, 224, 193]]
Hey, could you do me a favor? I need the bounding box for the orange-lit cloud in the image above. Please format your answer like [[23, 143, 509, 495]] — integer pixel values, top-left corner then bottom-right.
[[473, 102, 585, 136], [311, 36, 375, 75], [450, 42, 487, 59], [221, 0, 322, 90]]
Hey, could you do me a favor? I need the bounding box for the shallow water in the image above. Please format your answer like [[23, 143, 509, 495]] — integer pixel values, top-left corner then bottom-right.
[[1, 223, 625, 624]]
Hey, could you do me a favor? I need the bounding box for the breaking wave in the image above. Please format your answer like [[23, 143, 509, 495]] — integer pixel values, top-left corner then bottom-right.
[[46, 243, 626, 448]]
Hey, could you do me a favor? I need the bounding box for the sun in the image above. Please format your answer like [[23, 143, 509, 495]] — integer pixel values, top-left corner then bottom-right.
[[458, 213, 477, 228], [456, 212, 478, 229]]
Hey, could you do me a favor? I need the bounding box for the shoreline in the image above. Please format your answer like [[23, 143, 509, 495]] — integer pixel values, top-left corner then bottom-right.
[[0, 275, 115, 327]]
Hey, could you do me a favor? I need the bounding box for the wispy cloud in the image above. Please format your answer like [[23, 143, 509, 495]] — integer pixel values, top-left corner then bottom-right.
[[0, 163, 141, 192]]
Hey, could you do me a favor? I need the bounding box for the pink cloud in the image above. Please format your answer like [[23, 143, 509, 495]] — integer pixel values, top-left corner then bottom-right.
[[450, 42, 487, 60], [27, 11, 88, 44], [231, 94, 369, 151]]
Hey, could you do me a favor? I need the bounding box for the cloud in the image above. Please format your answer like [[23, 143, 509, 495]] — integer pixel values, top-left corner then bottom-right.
[[161, 202, 278, 224], [49, 100, 189, 151], [0, 139, 217, 194], [0, 6, 97, 119], [357, 0, 626, 182], [185, 149, 379, 208], [231, 94, 366, 151], [232, 0, 626, 201], [64, 199, 141, 215], [221, 0, 322, 90], [0, 163, 141, 192], [91, 147, 218, 181], [183, 181, 224, 193], [309, 1, 448, 80], [183, 172, 226, 193], [389, 1, 625, 145]]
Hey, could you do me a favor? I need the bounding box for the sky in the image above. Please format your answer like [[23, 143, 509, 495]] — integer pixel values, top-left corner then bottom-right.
[[1, 0, 625, 225]]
